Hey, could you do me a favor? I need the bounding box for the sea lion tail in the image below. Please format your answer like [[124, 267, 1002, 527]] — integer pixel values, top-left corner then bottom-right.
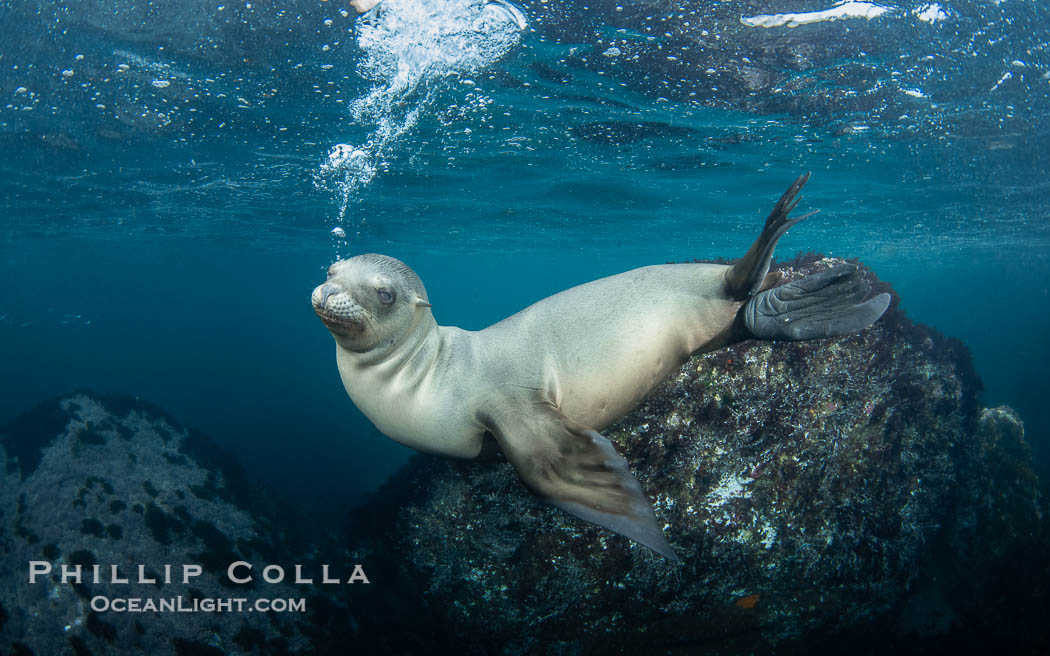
[[742, 263, 891, 341], [725, 172, 817, 300], [483, 404, 682, 563]]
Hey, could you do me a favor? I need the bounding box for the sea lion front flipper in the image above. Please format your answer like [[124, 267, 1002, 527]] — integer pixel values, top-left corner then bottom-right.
[[742, 263, 891, 341], [485, 405, 681, 563], [725, 172, 818, 299]]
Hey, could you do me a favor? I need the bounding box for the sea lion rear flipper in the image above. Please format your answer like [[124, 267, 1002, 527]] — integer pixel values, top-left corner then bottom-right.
[[742, 263, 891, 341], [725, 172, 818, 299], [485, 405, 681, 563]]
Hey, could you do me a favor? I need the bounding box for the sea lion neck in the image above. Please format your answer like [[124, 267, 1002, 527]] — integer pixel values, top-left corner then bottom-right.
[[351, 307, 439, 369]]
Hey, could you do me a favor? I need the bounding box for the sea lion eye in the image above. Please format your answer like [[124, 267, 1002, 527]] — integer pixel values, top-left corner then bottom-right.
[[377, 288, 395, 305], [326, 266, 335, 280]]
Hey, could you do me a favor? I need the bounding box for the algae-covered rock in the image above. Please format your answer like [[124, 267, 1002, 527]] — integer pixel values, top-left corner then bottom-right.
[[0, 393, 356, 656], [343, 256, 1047, 654]]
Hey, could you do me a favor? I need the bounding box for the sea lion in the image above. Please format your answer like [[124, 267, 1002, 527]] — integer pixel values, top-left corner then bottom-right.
[[312, 173, 890, 561]]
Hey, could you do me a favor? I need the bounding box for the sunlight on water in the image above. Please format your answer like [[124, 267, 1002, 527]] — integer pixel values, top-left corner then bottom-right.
[[315, 0, 525, 247]]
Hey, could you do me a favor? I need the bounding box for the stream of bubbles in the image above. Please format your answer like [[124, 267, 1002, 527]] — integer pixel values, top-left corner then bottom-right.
[[315, 0, 525, 248]]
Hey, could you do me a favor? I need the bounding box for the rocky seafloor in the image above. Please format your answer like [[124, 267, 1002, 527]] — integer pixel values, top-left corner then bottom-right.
[[1, 256, 1047, 655], [0, 393, 365, 656]]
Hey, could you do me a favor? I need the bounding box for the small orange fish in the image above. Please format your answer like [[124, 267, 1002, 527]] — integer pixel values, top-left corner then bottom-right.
[[735, 594, 761, 609]]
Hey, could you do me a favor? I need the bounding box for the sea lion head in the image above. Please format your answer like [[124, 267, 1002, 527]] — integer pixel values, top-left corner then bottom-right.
[[312, 253, 432, 354]]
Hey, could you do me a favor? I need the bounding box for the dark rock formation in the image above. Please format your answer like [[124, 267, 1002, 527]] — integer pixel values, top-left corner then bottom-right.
[[0, 393, 360, 656], [343, 255, 1048, 654]]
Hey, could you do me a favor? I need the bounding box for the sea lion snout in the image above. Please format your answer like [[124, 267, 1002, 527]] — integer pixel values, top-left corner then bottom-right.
[[310, 282, 337, 313], [312, 282, 368, 334], [314, 282, 341, 308]]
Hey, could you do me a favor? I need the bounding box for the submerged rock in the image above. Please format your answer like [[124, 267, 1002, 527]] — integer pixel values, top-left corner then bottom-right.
[[0, 393, 357, 656], [343, 256, 1047, 654]]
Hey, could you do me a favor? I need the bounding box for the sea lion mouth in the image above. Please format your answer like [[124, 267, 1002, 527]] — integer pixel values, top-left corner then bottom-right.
[[315, 308, 366, 334], [315, 304, 372, 338]]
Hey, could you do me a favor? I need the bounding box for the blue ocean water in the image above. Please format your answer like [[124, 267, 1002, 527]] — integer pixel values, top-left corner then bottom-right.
[[2, 0, 1048, 525]]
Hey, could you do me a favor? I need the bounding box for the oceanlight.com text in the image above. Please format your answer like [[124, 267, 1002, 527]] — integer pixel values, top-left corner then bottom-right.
[[90, 595, 306, 613]]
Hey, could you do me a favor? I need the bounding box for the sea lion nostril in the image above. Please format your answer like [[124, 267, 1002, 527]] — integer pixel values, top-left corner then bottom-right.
[[321, 283, 340, 306]]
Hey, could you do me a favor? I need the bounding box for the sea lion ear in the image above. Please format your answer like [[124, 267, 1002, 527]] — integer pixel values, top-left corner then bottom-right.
[[414, 297, 432, 309], [484, 405, 681, 563]]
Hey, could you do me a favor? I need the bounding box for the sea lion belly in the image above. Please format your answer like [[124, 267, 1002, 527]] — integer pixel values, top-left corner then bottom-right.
[[482, 263, 741, 430]]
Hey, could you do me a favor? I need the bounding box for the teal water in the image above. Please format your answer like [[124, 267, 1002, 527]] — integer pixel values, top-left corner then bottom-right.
[[2, 0, 1049, 516]]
